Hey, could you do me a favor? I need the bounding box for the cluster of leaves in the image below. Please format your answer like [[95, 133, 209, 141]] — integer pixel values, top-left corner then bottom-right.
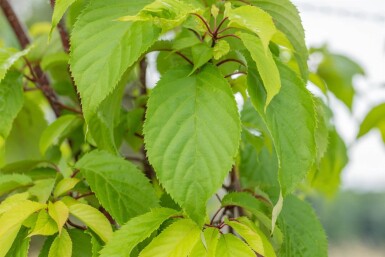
[[0, 0, 368, 256]]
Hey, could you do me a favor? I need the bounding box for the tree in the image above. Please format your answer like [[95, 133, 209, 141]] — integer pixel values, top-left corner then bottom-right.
[[0, 0, 366, 256]]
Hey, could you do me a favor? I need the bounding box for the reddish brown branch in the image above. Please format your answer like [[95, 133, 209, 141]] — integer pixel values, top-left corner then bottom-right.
[[217, 58, 246, 67], [0, 0, 62, 116]]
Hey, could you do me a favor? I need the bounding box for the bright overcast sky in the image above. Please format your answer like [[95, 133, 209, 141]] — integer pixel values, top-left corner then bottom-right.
[[293, 0, 385, 191]]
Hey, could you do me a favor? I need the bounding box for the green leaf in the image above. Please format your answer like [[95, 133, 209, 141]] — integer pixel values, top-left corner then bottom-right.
[[247, 60, 316, 195], [0, 71, 24, 140], [48, 201, 69, 234], [239, 32, 281, 108], [40, 115, 82, 155], [75, 150, 159, 225], [53, 178, 80, 198], [215, 233, 255, 257], [0, 48, 30, 82], [0, 200, 45, 257], [190, 227, 220, 257], [64, 200, 113, 242], [50, 0, 78, 38], [119, 0, 197, 32], [0, 174, 33, 196], [0, 192, 30, 215], [191, 43, 213, 74], [357, 103, 385, 142], [29, 210, 58, 237], [100, 208, 179, 257], [5, 226, 30, 257], [38, 236, 55, 257], [144, 65, 241, 225], [70, 0, 161, 120], [138, 219, 201, 257], [225, 3, 276, 50], [48, 228, 72, 257], [317, 53, 364, 109], [251, 0, 309, 80], [28, 178, 56, 203], [213, 40, 230, 60], [68, 229, 93, 257], [225, 217, 276, 257], [311, 130, 348, 197], [222, 191, 270, 211], [277, 195, 327, 257]]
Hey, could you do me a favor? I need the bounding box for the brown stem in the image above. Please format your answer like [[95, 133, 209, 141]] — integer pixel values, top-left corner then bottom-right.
[[217, 34, 241, 40], [214, 17, 229, 36], [217, 58, 246, 67], [67, 219, 86, 230], [74, 192, 95, 200], [191, 13, 213, 35], [99, 207, 116, 226], [229, 166, 244, 216], [0, 0, 62, 116]]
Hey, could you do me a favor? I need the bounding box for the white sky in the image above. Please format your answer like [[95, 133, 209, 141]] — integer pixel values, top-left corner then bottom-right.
[[293, 0, 385, 191]]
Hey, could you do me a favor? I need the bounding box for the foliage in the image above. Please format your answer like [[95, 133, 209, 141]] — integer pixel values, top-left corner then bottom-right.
[[0, 0, 368, 256]]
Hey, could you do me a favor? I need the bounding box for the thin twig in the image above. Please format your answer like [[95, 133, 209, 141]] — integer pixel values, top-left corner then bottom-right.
[[217, 34, 241, 40], [191, 13, 213, 35], [156, 49, 194, 66], [74, 192, 95, 200], [67, 219, 86, 230], [216, 58, 246, 67]]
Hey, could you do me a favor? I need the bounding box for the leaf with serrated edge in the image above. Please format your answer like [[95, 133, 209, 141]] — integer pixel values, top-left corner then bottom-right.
[[226, 217, 276, 257], [277, 195, 327, 257], [215, 233, 255, 257], [239, 32, 280, 108], [75, 150, 159, 225], [70, 0, 161, 120], [250, 0, 308, 80], [100, 208, 179, 257], [0, 200, 45, 257], [225, 3, 276, 50], [49, 0, 78, 38], [0, 48, 30, 82], [48, 201, 69, 234], [0, 71, 24, 140], [138, 219, 201, 257], [4, 226, 30, 257], [247, 60, 316, 195], [144, 65, 241, 225], [48, 228, 72, 257]]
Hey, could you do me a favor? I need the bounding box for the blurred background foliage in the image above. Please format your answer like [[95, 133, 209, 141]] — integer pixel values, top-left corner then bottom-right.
[[1, 0, 384, 256]]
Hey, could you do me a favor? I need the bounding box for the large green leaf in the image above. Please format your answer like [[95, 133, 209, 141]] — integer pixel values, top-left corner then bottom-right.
[[75, 150, 159, 225], [100, 208, 179, 257], [48, 201, 69, 234], [251, 0, 308, 80], [317, 53, 364, 109], [138, 219, 201, 257], [225, 3, 276, 50], [0, 71, 24, 140], [357, 103, 385, 142], [247, 61, 316, 195], [226, 217, 276, 257], [277, 195, 327, 257], [0, 200, 45, 257], [215, 233, 255, 257], [48, 228, 72, 257], [68, 229, 93, 257], [144, 65, 241, 225], [70, 0, 161, 120], [0, 48, 30, 82], [239, 32, 280, 108]]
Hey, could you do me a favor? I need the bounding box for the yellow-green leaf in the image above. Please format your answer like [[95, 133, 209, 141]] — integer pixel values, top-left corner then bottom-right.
[[29, 210, 58, 237], [48, 201, 69, 234], [48, 228, 72, 257], [53, 178, 80, 198]]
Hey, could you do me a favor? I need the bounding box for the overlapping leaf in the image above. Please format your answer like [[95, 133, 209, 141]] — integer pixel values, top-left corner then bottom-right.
[[75, 150, 159, 225], [144, 65, 241, 225], [247, 60, 316, 195]]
